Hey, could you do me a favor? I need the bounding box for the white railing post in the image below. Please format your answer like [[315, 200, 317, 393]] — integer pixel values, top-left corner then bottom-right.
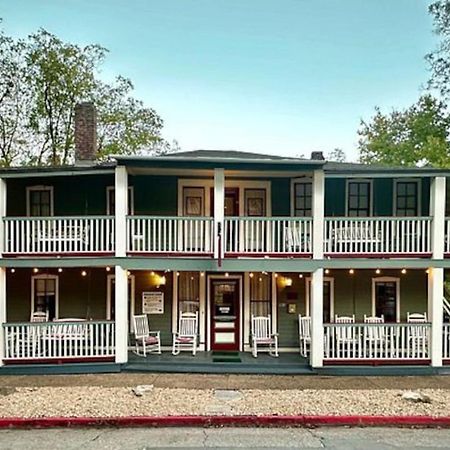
[[0, 178, 6, 257], [312, 170, 324, 259], [214, 168, 225, 260], [431, 176, 446, 259], [428, 267, 444, 367], [114, 265, 128, 364], [0, 267, 5, 366], [310, 268, 324, 368], [115, 166, 128, 257]]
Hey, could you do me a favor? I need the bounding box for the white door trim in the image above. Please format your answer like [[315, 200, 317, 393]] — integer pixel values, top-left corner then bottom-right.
[[206, 274, 243, 351], [371, 276, 401, 322]]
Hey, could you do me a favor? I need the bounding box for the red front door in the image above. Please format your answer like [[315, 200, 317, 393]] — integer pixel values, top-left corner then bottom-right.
[[210, 279, 240, 351]]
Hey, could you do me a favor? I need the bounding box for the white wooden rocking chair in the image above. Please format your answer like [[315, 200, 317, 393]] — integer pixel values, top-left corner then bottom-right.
[[133, 314, 161, 356], [298, 315, 311, 357], [251, 314, 279, 358], [172, 311, 198, 355]]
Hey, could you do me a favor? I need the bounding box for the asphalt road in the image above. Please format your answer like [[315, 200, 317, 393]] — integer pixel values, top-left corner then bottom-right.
[[0, 427, 449, 449]]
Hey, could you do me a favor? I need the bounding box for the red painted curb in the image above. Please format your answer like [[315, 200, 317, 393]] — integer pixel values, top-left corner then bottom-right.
[[0, 415, 449, 429]]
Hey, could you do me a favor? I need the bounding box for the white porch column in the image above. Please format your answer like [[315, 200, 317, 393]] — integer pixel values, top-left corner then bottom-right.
[[430, 176, 446, 259], [115, 166, 128, 258], [0, 179, 6, 366], [214, 168, 225, 260], [312, 170, 325, 259], [115, 265, 128, 364], [310, 268, 324, 368], [428, 267, 444, 367]]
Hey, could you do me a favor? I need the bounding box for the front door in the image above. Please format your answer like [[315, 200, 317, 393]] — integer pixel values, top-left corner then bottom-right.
[[210, 279, 240, 351], [374, 281, 397, 322]]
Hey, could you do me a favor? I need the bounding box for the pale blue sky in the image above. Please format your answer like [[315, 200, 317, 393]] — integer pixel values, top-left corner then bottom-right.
[[0, 0, 437, 160]]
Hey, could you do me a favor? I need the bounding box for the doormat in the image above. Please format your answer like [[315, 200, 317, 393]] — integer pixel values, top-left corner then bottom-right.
[[212, 351, 242, 363]]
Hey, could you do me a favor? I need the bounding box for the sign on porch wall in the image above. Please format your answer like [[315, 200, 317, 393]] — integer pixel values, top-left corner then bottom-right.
[[142, 291, 164, 314]]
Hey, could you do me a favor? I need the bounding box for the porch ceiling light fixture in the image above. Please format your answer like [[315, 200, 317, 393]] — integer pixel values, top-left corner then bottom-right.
[[249, 273, 254, 278], [284, 277, 293, 287], [298, 274, 304, 278], [33, 268, 39, 273], [58, 268, 63, 273], [200, 272, 205, 277], [150, 271, 155, 276], [349, 269, 355, 275], [401, 269, 407, 274], [325, 269, 330, 274], [10, 268, 15, 273], [375, 269, 381, 274], [106, 267, 111, 272], [81, 270, 87, 277], [225, 272, 229, 277]]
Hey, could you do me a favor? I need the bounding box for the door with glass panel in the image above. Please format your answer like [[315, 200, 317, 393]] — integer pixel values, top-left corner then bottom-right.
[[210, 279, 240, 351]]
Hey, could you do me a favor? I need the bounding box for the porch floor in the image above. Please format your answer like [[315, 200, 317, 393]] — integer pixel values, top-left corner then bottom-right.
[[124, 351, 313, 375]]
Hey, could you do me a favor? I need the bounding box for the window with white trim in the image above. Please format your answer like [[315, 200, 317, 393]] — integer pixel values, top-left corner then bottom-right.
[[347, 181, 371, 217], [27, 186, 53, 217], [249, 273, 271, 316], [293, 182, 312, 217], [32, 275, 58, 320], [107, 186, 134, 215], [395, 181, 418, 216], [178, 271, 200, 314]]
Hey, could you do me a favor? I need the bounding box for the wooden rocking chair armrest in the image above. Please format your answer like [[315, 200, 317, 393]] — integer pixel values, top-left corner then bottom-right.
[[271, 333, 279, 337]]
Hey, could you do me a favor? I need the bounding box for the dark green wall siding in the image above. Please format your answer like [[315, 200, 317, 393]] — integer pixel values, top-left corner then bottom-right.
[[270, 178, 290, 216], [324, 179, 346, 216]]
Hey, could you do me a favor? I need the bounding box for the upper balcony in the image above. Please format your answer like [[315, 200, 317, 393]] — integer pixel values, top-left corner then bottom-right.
[[1, 150, 449, 260]]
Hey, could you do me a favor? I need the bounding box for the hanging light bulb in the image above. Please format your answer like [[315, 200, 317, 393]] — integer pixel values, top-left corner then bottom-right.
[[58, 268, 63, 273], [401, 268, 407, 274], [325, 269, 330, 274], [106, 266, 111, 272], [81, 270, 87, 277], [349, 269, 354, 275], [10, 268, 15, 273], [375, 269, 381, 274], [33, 268, 39, 273]]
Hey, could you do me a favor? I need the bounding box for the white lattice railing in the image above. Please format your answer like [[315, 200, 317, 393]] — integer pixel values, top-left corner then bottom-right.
[[127, 216, 214, 254], [224, 217, 312, 254], [444, 324, 450, 361], [3, 321, 115, 361], [4, 216, 115, 254], [323, 323, 431, 361], [324, 217, 432, 255]]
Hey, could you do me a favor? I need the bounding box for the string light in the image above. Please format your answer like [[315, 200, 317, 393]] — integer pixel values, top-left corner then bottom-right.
[[375, 269, 381, 274], [225, 272, 229, 277], [81, 270, 87, 277], [325, 269, 330, 274], [401, 269, 407, 274], [106, 267, 111, 272], [426, 269, 430, 274], [58, 268, 63, 273], [349, 269, 354, 275], [176, 272, 180, 277], [150, 271, 155, 276], [33, 268, 39, 273], [249, 273, 254, 278], [274, 273, 278, 278], [299, 274, 304, 278], [200, 272, 205, 277], [10, 268, 15, 273]]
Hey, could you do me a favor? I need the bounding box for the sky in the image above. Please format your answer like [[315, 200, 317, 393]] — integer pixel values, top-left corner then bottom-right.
[[0, 0, 438, 161]]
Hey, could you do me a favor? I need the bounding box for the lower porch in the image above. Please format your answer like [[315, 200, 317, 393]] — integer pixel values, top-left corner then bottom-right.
[[0, 266, 449, 370]]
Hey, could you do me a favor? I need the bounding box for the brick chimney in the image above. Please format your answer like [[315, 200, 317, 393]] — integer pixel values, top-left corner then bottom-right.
[[310, 151, 325, 161], [74, 102, 97, 165]]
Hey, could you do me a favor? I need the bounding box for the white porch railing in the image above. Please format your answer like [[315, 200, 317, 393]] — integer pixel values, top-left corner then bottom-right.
[[445, 219, 450, 254], [4, 216, 115, 254], [3, 321, 115, 361], [127, 216, 214, 254], [224, 217, 312, 254], [324, 217, 432, 255], [444, 324, 450, 361], [323, 323, 431, 361]]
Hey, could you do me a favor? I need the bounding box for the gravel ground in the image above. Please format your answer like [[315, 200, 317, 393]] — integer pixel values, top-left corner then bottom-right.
[[0, 386, 448, 418]]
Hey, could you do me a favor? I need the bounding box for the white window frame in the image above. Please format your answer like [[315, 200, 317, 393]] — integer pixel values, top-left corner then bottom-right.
[[371, 276, 401, 323], [177, 179, 272, 217], [31, 274, 59, 319], [305, 276, 334, 320], [26, 186, 54, 217], [393, 178, 421, 217], [345, 179, 373, 217], [290, 177, 313, 217], [106, 274, 136, 332], [106, 186, 134, 215]]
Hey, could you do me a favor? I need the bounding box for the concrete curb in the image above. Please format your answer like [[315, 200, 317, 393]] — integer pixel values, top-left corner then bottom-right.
[[0, 415, 449, 428]]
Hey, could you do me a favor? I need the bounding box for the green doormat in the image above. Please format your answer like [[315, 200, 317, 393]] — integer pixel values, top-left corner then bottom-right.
[[212, 351, 242, 363]]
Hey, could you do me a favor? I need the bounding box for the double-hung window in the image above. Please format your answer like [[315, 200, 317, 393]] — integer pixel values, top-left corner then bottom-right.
[[293, 182, 312, 217], [395, 181, 419, 216], [347, 181, 371, 217], [27, 186, 53, 217]]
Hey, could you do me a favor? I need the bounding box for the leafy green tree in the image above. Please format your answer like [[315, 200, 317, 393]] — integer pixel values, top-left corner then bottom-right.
[[327, 148, 346, 162], [427, 1, 450, 101], [0, 23, 170, 166], [358, 95, 450, 167]]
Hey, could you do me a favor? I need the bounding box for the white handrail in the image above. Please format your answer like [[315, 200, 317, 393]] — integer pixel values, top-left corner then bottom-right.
[[324, 217, 432, 255], [2, 321, 115, 361], [127, 216, 214, 254], [4, 216, 115, 254], [323, 323, 430, 361], [224, 217, 312, 254]]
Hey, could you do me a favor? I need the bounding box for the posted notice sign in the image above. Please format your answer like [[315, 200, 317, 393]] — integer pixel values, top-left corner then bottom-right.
[[142, 291, 164, 314]]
